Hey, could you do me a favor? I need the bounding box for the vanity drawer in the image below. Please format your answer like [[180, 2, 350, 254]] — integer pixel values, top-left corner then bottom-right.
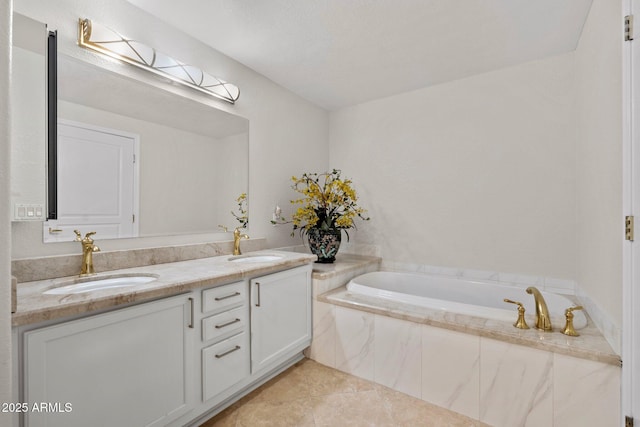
[[202, 332, 250, 402], [202, 306, 247, 343], [202, 281, 246, 314]]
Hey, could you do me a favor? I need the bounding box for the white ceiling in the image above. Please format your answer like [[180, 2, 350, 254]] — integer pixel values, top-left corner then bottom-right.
[[126, 0, 593, 111]]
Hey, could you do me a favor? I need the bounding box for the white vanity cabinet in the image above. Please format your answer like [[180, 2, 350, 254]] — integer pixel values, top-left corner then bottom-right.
[[250, 265, 312, 374], [23, 293, 195, 427], [17, 261, 314, 427]]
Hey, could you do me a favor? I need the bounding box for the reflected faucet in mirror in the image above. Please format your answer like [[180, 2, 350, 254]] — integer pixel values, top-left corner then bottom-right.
[[75, 230, 100, 276], [233, 228, 249, 256]]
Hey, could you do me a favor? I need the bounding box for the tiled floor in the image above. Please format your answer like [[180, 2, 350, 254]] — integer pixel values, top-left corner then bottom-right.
[[199, 358, 487, 427]]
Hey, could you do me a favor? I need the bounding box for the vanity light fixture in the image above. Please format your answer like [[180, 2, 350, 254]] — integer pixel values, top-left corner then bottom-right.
[[77, 18, 240, 104]]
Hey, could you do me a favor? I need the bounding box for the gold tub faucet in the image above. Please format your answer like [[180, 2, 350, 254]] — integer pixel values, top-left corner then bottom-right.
[[526, 286, 552, 331], [233, 227, 249, 255], [74, 230, 100, 276]]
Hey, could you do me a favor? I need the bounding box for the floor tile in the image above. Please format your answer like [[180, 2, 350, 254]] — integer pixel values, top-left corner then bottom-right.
[[200, 358, 481, 427]]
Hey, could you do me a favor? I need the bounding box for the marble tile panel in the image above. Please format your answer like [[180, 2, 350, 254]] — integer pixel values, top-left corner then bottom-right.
[[339, 242, 382, 258], [479, 338, 553, 427], [421, 325, 480, 420], [497, 272, 544, 287], [543, 276, 576, 293], [553, 353, 620, 427], [373, 314, 422, 398], [335, 306, 375, 380], [460, 268, 500, 282], [308, 300, 336, 368]]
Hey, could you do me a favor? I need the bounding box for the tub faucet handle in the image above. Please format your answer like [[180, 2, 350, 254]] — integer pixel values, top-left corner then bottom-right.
[[562, 305, 584, 337], [503, 299, 530, 330]]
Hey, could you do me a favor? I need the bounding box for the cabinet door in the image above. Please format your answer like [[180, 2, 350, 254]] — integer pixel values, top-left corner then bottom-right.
[[24, 294, 194, 427], [250, 265, 312, 373]]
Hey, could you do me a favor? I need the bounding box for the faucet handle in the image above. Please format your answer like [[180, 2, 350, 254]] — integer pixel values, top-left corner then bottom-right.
[[562, 306, 584, 337], [503, 299, 530, 329], [218, 225, 229, 233], [74, 230, 97, 242]]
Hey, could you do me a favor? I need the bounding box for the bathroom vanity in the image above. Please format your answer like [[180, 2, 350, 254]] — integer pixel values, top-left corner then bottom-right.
[[12, 251, 314, 427]]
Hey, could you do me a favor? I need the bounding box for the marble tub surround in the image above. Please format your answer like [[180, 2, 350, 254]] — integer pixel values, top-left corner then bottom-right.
[[12, 238, 266, 283], [309, 299, 620, 426], [305, 254, 380, 364], [320, 286, 618, 366], [12, 249, 314, 326], [311, 254, 381, 297]]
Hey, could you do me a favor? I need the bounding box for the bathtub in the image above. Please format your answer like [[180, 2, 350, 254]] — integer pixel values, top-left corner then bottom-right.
[[346, 271, 587, 329]]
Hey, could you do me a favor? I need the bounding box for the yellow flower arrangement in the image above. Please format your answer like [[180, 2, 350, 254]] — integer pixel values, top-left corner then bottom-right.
[[275, 169, 369, 238]]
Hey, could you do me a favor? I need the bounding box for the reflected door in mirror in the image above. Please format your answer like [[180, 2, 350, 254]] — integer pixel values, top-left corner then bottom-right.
[[44, 121, 139, 242]]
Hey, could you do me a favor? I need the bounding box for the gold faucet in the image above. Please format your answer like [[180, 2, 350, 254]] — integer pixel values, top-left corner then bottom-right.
[[562, 306, 584, 336], [526, 286, 552, 331], [233, 227, 249, 255], [503, 299, 530, 329], [74, 230, 100, 276]]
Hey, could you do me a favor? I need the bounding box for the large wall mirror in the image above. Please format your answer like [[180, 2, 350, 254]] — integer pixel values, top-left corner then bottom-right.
[[11, 14, 250, 243]]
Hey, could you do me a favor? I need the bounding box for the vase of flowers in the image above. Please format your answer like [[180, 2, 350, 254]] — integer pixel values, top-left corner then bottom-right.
[[275, 169, 369, 263]]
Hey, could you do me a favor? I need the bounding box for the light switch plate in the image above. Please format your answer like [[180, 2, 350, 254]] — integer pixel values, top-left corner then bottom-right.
[[13, 203, 46, 221]]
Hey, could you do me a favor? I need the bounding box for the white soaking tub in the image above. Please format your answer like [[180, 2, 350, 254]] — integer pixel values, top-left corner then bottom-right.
[[346, 271, 587, 329]]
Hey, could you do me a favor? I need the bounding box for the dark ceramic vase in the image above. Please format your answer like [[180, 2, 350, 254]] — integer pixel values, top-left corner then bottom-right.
[[307, 228, 342, 263]]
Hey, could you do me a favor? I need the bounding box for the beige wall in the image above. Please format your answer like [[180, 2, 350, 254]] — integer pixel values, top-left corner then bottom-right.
[[575, 0, 623, 329], [0, 0, 12, 420], [11, 0, 329, 258], [330, 53, 576, 280]]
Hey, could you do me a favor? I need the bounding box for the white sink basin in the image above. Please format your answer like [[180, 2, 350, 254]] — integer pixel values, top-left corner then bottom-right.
[[228, 254, 284, 263], [44, 274, 158, 295]]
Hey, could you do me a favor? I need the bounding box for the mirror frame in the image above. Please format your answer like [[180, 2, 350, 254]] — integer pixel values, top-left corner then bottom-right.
[[47, 29, 57, 220]]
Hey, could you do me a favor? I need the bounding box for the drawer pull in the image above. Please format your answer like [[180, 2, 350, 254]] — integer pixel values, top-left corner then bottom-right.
[[188, 297, 194, 329], [255, 282, 261, 307], [215, 345, 241, 359], [215, 318, 241, 329], [214, 292, 241, 301]]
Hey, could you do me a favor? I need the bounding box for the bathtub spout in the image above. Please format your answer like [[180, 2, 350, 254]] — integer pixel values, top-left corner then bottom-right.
[[526, 287, 552, 331]]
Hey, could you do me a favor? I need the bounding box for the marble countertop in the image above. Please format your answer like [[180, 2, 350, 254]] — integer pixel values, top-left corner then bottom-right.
[[13, 250, 316, 327], [320, 286, 621, 366]]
